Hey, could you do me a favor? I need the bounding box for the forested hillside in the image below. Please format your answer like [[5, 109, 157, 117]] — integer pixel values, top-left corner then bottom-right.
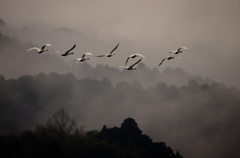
[[1, 20, 240, 158], [0, 113, 183, 158], [0, 72, 239, 158]]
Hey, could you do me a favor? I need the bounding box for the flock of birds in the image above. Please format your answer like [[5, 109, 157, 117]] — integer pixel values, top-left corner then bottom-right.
[[27, 43, 188, 70]]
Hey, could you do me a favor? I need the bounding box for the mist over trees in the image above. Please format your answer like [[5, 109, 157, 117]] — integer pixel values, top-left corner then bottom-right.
[[0, 30, 215, 88], [0, 71, 240, 158], [1, 19, 240, 158], [0, 20, 216, 88]]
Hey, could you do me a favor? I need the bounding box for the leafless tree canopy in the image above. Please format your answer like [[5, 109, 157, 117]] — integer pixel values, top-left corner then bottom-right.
[[46, 109, 76, 133]]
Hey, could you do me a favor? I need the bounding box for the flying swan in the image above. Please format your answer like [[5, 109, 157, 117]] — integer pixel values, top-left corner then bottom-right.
[[27, 44, 51, 53], [95, 43, 119, 57], [119, 58, 142, 70], [158, 56, 185, 67], [125, 54, 146, 66], [55, 44, 76, 56], [70, 53, 93, 66], [169, 47, 188, 54]]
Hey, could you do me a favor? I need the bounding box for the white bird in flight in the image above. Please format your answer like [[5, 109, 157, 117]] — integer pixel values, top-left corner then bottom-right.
[[125, 54, 146, 66], [27, 44, 51, 53], [119, 58, 142, 70], [169, 47, 188, 54], [158, 55, 185, 67], [70, 52, 93, 66], [55, 44, 76, 56], [95, 43, 119, 57]]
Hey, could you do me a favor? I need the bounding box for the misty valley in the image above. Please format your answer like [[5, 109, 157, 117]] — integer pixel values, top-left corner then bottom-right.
[[0, 71, 239, 158], [1, 21, 240, 158]]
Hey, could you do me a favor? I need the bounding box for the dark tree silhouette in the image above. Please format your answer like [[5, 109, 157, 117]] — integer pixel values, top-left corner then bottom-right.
[[98, 118, 181, 158], [46, 109, 77, 133], [121, 117, 142, 137], [0, 117, 184, 158]]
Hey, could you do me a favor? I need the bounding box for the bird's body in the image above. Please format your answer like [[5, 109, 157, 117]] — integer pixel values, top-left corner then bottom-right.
[[169, 47, 188, 54], [125, 54, 146, 66], [119, 58, 142, 70], [75, 58, 88, 62], [70, 53, 93, 67], [158, 56, 184, 67], [55, 44, 76, 56], [96, 43, 119, 57], [27, 44, 51, 53], [74, 53, 93, 62]]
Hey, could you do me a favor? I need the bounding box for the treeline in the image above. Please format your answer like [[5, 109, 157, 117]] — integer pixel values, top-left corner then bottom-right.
[[0, 72, 239, 134], [0, 72, 240, 157], [0, 109, 183, 158]]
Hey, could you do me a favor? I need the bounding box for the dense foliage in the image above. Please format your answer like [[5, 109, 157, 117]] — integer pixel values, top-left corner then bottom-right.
[[0, 72, 240, 157], [0, 114, 183, 158]]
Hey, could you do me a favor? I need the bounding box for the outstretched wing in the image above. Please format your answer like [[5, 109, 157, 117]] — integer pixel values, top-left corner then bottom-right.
[[136, 53, 146, 59], [41, 45, 46, 50], [65, 44, 76, 54], [158, 58, 165, 67], [177, 47, 182, 52], [27, 47, 41, 52], [110, 43, 119, 55], [125, 54, 146, 66], [130, 58, 142, 68], [125, 57, 130, 66], [41, 44, 51, 50], [181, 47, 188, 50], [177, 47, 188, 52], [84, 52, 93, 56], [82, 54, 86, 58]]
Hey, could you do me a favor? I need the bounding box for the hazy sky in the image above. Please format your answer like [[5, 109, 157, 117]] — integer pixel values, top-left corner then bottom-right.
[[1, 1, 240, 157], [1, 0, 240, 88]]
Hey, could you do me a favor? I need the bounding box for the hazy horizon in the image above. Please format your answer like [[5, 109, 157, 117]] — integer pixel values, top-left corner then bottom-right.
[[1, 1, 240, 158], [1, 0, 240, 88]]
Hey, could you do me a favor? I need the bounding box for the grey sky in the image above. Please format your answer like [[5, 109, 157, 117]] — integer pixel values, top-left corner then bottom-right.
[[1, 1, 240, 157], [1, 0, 240, 88]]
